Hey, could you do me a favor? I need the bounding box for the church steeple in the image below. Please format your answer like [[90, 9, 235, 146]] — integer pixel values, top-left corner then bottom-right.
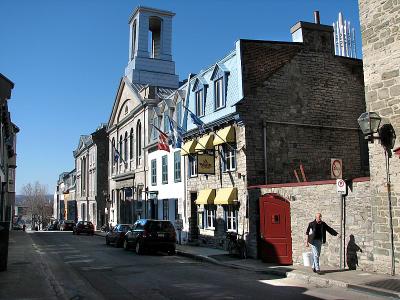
[[125, 6, 179, 89]]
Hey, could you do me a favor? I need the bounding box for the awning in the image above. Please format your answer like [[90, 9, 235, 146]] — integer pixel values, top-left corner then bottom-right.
[[195, 189, 216, 205], [181, 140, 197, 156], [214, 187, 238, 205], [195, 133, 214, 152], [213, 126, 235, 146]]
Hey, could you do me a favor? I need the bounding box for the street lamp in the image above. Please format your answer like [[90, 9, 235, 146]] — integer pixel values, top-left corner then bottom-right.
[[358, 111, 397, 276]]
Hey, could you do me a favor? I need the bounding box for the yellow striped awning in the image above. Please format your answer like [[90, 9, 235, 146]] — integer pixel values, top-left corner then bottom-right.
[[195, 133, 214, 152], [195, 189, 216, 205], [181, 140, 197, 156], [214, 187, 238, 205], [213, 126, 235, 146]]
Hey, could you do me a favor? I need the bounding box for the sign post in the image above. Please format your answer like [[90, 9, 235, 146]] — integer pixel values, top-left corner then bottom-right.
[[336, 178, 347, 269]]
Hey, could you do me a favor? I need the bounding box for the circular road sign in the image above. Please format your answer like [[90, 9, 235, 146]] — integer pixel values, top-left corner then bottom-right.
[[332, 159, 342, 178]]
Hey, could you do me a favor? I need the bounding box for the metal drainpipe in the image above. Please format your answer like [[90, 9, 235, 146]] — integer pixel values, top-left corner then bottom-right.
[[263, 121, 268, 184]]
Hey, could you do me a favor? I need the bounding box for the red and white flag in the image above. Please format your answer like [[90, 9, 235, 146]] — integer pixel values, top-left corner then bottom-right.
[[157, 131, 170, 152]]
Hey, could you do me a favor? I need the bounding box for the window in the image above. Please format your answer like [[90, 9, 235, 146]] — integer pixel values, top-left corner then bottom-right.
[[124, 132, 128, 162], [214, 77, 225, 109], [189, 155, 197, 177], [198, 211, 204, 229], [221, 144, 236, 172], [136, 121, 142, 166], [164, 111, 169, 133], [175, 199, 178, 220], [176, 101, 182, 126], [225, 206, 238, 232], [151, 159, 157, 185], [195, 89, 204, 116], [131, 21, 137, 59], [205, 205, 216, 229], [162, 155, 168, 184], [112, 138, 116, 169], [130, 129, 133, 160], [92, 203, 96, 223], [174, 151, 181, 182], [163, 199, 169, 220]]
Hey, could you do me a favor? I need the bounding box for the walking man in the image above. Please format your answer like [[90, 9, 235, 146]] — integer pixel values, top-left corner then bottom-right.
[[306, 213, 338, 273]]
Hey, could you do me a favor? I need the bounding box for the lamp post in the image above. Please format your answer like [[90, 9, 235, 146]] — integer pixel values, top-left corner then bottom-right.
[[358, 112, 397, 276]]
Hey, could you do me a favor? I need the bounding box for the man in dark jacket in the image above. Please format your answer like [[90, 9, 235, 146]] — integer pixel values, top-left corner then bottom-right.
[[305, 213, 338, 273]]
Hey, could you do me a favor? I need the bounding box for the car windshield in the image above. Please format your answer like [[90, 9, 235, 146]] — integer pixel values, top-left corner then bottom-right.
[[81, 222, 92, 225], [147, 221, 174, 232], [119, 225, 131, 231]]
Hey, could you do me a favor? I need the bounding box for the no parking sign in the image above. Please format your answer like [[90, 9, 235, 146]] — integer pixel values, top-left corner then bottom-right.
[[336, 179, 347, 194]]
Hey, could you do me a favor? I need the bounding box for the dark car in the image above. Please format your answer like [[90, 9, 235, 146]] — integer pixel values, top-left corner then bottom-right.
[[123, 219, 176, 255], [105, 224, 133, 247], [47, 221, 59, 231], [60, 220, 75, 231], [73, 221, 94, 235]]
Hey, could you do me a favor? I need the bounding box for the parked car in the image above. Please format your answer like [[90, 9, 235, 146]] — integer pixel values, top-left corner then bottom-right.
[[59, 220, 75, 231], [123, 219, 176, 255], [105, 224, 133, 247], [47, 221, 59, 231], [73, 221, 94, 235]]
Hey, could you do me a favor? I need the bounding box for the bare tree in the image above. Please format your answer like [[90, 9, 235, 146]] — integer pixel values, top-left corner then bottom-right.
[[21, 182, 52, 230]]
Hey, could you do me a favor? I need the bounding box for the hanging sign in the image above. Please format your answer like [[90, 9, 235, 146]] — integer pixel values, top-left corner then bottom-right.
[[197, 154, 215, 174], [331, 158, 343, 179]]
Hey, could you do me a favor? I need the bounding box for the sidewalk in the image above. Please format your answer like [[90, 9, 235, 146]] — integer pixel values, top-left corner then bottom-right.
[[0, 230, 63, 299], [176, 244, 400, 299]]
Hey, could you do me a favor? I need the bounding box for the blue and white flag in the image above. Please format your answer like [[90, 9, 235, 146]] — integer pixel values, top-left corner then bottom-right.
[[114, 149, 120, 163], [168, 117, 184, 149], [189, 111, 205, 133]]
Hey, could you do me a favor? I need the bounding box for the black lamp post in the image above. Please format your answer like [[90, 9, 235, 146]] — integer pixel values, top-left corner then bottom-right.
[[358, 111, 397, 276]]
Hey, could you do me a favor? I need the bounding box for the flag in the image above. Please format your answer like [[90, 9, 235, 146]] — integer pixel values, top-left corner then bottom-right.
[[158, 131, 170, 152], [168, 117, 184, 149], [189, 111, 205, 132], [114, 149, 120, 163]]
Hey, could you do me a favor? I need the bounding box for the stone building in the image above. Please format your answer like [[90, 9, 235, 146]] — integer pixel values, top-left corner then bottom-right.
[[183, 16, 368, 259], [73, 124, 108, 228], [358, 0, 400, 274], [107, 7, 179, 226], [53, 170, 77, 222], [0, 73, 19, 229]]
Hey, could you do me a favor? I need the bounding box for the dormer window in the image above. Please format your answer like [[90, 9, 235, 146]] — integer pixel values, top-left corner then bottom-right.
[[214, 78, 224, 109], [210, 63, 229, 111], [176, 101, 182, 126], [163, 110, 170, 133], [195, 89, 205, 117], [192, 76, 208, 117]]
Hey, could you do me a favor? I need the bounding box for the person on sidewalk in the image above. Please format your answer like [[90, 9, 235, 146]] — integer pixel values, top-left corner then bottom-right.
[[305, 213, 338, 274]]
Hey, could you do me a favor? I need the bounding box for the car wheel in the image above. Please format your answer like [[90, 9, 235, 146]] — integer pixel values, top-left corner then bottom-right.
[[106, 237, 110, 245], [135, 241, 143, 255], [167, 247, 176, 256], [123, 239, 130, 251]]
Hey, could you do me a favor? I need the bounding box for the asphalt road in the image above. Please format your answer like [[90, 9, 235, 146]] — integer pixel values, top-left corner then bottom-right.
[[24, 232, 383, 300]]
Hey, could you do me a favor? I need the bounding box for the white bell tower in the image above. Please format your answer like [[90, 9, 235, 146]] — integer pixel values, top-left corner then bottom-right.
[[125, 6, 179, 89]]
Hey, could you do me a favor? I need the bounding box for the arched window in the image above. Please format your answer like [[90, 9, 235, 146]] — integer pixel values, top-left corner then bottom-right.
[[130, 128, 133, 160], [131, 20, 137, 60], [119, 135, 123, 164], [136, 121, 142, 166], [124, 132, 128, 162]]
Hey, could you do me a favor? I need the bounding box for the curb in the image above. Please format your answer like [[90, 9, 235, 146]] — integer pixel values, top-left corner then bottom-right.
[[176, 249, 398, 298]]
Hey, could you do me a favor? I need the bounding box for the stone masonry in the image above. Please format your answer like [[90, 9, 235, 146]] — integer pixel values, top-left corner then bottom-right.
[[359, 0, 400, 274], [249, 179, 373, 271]]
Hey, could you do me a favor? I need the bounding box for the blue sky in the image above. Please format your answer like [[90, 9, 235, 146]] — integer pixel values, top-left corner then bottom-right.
[[0, 0, 361, 194]]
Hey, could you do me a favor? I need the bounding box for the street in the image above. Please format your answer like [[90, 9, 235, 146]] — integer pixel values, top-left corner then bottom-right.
[[0, 231, 385, 300]]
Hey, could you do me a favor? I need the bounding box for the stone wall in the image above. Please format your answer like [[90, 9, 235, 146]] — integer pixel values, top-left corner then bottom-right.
[[237, 39, 369, 186], [185, 124, 257, 255], [359, 0, 400, 274], [250, 178, 374, 271]]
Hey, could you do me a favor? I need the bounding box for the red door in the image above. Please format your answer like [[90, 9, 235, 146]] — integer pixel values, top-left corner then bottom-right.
[[259, 193, 292, 265]]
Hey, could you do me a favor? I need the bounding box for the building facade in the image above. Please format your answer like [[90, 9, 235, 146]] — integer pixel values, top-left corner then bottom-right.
[[182, 17, 368, 258], [107, 7, 179, 226], [74, 124, 108, 228], [359, 0, 400, 274], [0, 74, 18, 229]]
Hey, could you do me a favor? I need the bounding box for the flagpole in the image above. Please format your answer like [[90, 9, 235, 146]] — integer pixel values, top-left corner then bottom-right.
[[108, 137, 127, 165]]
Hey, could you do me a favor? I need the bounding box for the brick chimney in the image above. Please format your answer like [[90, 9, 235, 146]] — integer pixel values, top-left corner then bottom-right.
[[290, 12, 334, 54]]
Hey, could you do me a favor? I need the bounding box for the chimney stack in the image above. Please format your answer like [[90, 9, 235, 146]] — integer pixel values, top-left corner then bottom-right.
[[314, 11, 320, 24]]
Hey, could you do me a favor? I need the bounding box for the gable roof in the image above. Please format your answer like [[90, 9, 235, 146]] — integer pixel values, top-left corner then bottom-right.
[[210, 63, 230, 80], [192, 76, 208, 91], [73, 135, 93, 157]]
